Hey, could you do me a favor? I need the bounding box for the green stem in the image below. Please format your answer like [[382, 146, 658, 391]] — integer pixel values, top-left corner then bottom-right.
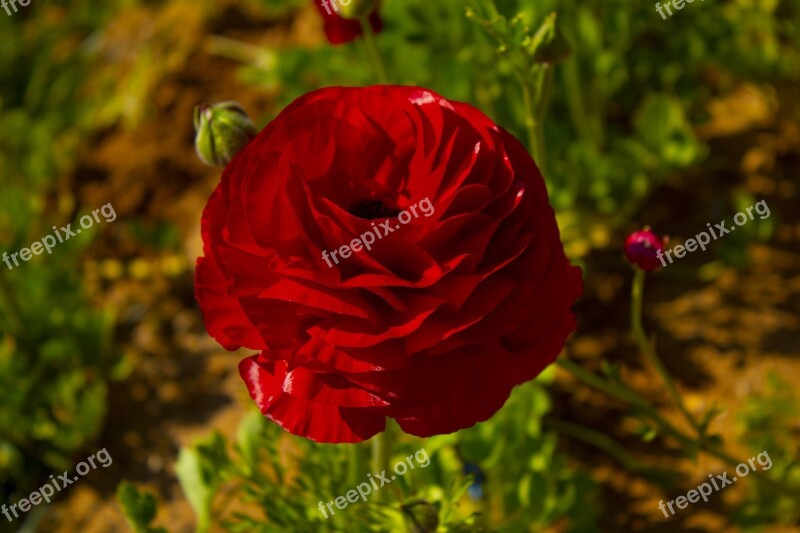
[[556, 358, 798, 498], [544, 417, 652, 475], [561, 55, 592, 144], [555, 358, 693, 447], [206, 36, 276, 70], [534, 65, 554, 176], [371, 420, 392, 477], [631, 269, 702, 435], [517, 64, 553, 178], [359, 16, 388, 84], [558, 3, 603, 150], [699, 443, 797, 498], [347, 443, 364, 488], [517, 73, 541, 172]]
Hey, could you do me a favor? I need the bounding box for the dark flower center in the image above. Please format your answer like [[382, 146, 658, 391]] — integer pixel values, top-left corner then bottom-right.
[[348, 199, 401, 220]]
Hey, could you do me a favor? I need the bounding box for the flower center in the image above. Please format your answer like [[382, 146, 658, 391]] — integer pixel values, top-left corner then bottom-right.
[[348, 199, 401, 220]]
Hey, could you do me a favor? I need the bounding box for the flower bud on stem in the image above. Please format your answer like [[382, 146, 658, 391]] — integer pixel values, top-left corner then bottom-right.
[[193, 101, 257, 167]]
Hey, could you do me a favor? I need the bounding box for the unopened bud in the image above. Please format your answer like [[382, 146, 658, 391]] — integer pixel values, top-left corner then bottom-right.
[[193, 101, 257, 167], [624, 226, 666, 272], [401, 500, 439, 533]]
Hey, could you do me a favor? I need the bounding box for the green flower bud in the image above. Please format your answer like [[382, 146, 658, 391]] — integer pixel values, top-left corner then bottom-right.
[[337, 0, 378, 20], [193, 101, 257, 167], [401, 500, 439, 533]]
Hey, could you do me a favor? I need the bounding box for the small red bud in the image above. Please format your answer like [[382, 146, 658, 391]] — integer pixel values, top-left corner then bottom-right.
[[624, 227, 665, 272]]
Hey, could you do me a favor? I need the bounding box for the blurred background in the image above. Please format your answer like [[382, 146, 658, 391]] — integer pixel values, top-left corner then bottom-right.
[[0, 0, 798, 531]]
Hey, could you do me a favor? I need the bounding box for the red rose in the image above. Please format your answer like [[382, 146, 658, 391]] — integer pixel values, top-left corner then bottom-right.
[[195, 86, 582, 443], [313, 0, 383, 45]]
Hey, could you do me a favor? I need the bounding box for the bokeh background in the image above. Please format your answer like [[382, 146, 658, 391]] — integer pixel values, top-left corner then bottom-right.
[[0, 0, 799, 531]]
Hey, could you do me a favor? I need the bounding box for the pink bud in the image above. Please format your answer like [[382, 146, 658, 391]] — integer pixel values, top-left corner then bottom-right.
[[624, 227, 665, 272]]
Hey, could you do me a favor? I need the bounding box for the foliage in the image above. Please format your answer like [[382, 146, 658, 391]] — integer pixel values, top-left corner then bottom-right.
[[118, 482, 168, 533], [118, 369, 600, 532], [734, 374, 800, 528], [0, 230, 121, 505], [235, 0, 798, 225], [0, 1, 128, 197], [0, 0, 126, 508]]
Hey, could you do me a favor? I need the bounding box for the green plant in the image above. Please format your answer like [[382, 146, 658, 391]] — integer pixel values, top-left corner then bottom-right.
[[0, 253, 120, 504], [733, 374, 800, 528], [118, 369, 601, 532]]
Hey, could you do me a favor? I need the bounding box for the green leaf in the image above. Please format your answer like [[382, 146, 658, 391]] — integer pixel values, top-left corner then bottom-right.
[[633, 93, 703, 167], [175, 447, 218, 533], [117, 482, 159, 532], [236, 411, 265, 475]]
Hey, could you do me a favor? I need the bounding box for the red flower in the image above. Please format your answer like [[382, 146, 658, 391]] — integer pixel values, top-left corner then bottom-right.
[[624, 227, 665, 271], [195, 86, 583, 443], [313, 0, 383, 45]]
